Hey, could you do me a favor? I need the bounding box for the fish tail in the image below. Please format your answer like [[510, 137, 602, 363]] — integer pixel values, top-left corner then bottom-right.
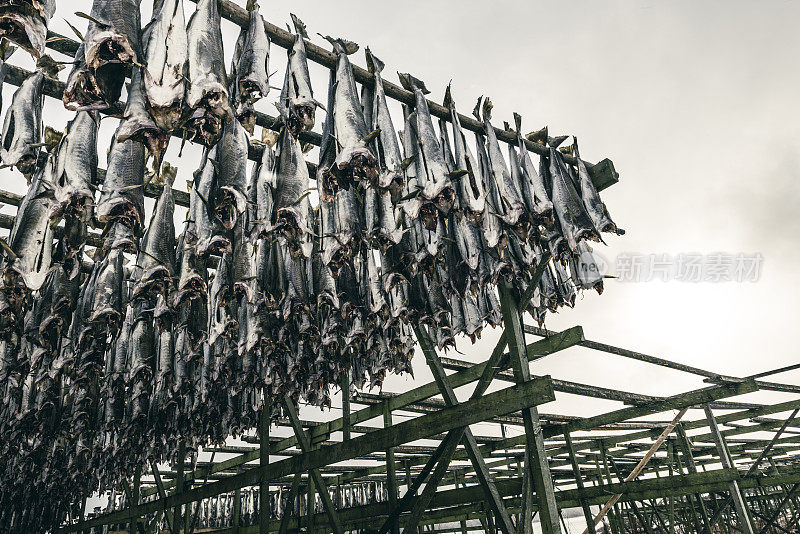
[[443, 83, 453, 108], [398, 72, 428, 94], [513, 112, 522, 134], [290, 14, 309, 39], [365, 47, 384, 75]]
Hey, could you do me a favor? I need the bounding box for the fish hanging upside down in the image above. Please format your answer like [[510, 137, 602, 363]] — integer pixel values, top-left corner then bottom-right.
[[278, 14, 320, 138], [185, 0, 232, 146], [0, 0, 55, 58], [1, 69, 44, 178]]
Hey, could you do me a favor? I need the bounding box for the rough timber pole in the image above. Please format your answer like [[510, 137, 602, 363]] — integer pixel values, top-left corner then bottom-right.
[[384, 402, 400, 534], [703, 405, 755, 534], [498, 282, 562, 534], [259, 392, 270, 534], [172, 442, 185, 534], [565, 432, 596, 534]]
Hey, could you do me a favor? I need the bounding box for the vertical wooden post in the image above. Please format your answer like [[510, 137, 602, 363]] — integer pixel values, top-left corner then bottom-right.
[[703, 405, 755, 534], [233, 487, 242, 534], [498, 282, 562, 534], [667, 440, 675, 534], [341, 367, 351, 442], [131, 465, 142, 534], [676, 424, 712, 533], [259, 392, 270, 534], [565, 432, 596, 534], [598, 442, 621, 534], [383, 402, 400, 534], [173, 441, 185, 534]]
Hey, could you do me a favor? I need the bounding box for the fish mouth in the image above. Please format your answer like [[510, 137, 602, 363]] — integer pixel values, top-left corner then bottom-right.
[[88, 308, 123, 334], [239, 79, 267, 102], [235, 101, 257, 136], [131, 266, 171, 301], [148, 104, 184, 133], [14, 152, 39, 177], [185, 108, 223, 146], [197, 234, 231, 258], [276, 208, 311, 256], [0, 8, 44, 57], [418, 202, 439, 231], [377, 169, 405, 193], [285, 102, 316, 137], [212, 188, 246, 230], [174, 275, 207, 307], [95, 200, 143, 235], [64, 70, 110, 112], [509, 212, 532, 241]]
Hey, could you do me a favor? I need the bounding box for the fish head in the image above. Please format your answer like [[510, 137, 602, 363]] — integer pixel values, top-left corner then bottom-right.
[[333, 145, 379, 190]]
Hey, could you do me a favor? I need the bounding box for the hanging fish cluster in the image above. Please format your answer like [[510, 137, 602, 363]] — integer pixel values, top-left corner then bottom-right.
[[0, 1, 619, 531]]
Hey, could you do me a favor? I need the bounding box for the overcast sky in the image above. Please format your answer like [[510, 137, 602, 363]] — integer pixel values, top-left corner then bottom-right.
[[2, 0, 798, 423]]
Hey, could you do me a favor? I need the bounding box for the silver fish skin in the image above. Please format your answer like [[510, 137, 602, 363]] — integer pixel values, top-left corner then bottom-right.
[[274, 129, 313, 258], [365, 248, 386, 316], [84, 0, 143, 104], [63, 42, 107, 112], [399, 104, 421, 220], [0, 69, 43, 177], [95, 134, 146, 233], [249, 140, 277, 240], [88, 239, 126, 331], [143, 0, 188, 132], [318, 37, 378, 199], [318, 198, 341, 276], [331, 187, 362, 270], [212, 117, 249, 230], [116, 65, 170, 169], [235, 4, 270, 105], [312, 230, 339, 310], [450, 211, 482, 274], [186, 0, 231, 142], [279, 14, 316, 137], [461, 290, 483, 342], [399, 73, 455, 228], [444, 85, 486, 222], [174, 218, 207, 306], [473, 123, 503, 251], [193, 147, 231, 257], [514, 113, 552, 223], [376, 188, 404, 248], [149, 314, 173, 420], [132, 168, 175, 300], [548, 146, 598, 252], [52, 110, 98, 218], [125, 303, 155, 421], [569, 240, 604, 294], [552, 258, 576, 308], [481, 98, 528, 238], [207, 250, 237, 346], [573, 137, 619, 234], [0, 0, 54, 58], [6, 162, 55, 291], [365, 48, 404, 194]]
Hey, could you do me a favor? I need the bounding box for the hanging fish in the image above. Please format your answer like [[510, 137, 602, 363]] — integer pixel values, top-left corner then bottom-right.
[[317, 36, 378, 201], [63, 42, 107, 112], [444, 85, 486, 221], [82, 0, 143, 106], [2, 162, 55, 292], [278, 14, 319, 137], [125, 302, 155, 423], [208, 250, 238, 347], [573, 137, 620, 235], [211, 117, 249, 230], [248, 136, 277, 240], [547, 139, 599, 252], [1, 69, 44, 178], [0, 0, 55, 58], [193, 147, 231, 257], [186, 0, 231, 146], [365, 48, 405, 195], [320, 186, 362, 276], [480, 97, 529, 239], [398, 104, 422, 220], [569, 241, 604, 294], [232, 1, 270, 133], [175, 214, 208, 307], [471, 103, 503, 252], [274, 129, 313, 258], [115, 66, 170, 171], [51, 110, 98, 220], [87, 224, 129, 332], [398, 73, 456, 229], [142, 0, 188, 132], [131, 167, 175, 301], [95, 134, 146, 234], [511, 114, 553, 224]]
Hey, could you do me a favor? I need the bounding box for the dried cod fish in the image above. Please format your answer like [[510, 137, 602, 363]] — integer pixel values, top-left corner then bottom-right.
[[279, 14, 319, 137], [95, 134, 146, 233], [573, 137, 620, 235], [232, 2, 270, 134], [51, 110, 98, 220], [1, 69, 43, 177], [142, 0, 188, 132], [547, 140, 598, 252], [0, 0, 55, 58], [274, 129, 313, 258], [365, 48, 405, 194], [186, 0, 231, 146], [444, 85, 486, 221], [116, 65, 170, 170], [211, 117, 249, 230]]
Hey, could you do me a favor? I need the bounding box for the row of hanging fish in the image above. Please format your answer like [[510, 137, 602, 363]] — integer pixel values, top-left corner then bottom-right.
[[0, 1, 619, 532]]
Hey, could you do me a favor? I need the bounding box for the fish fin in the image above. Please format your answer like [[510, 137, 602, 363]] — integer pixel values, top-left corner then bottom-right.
[[472, 97, 483, 121], [365, 47, 384, 75], [482, 97, 493, 122], [447, 169, 469, 180], [63, 19, 85, 43], [397, 72, 429, 94], [314, 99, 327, 111], [290, 14, 309, 38], [503, 121, 510, 132], [0, 238, 17, 261], [74, 11, 107, 27], [513, 112, 522, 134], [443, 83, 453, 108], [0, 39, 16, 61], [246, 0, 259, 11], [400, 154, 417, 170], [397, 189, 421, 202], [362, 128, 381, 145], [572, 136, 581, 159], [525, 126, 548, 145], [321, 34, 359, 55], [37, 55, 62, 78], [548, 135, 569, 148]]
